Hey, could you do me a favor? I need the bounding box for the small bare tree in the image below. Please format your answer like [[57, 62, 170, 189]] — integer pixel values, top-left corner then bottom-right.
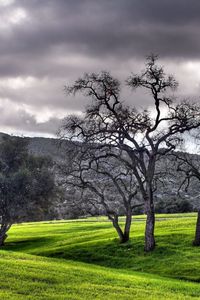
[[175, 151, 200, 246], [62, 55, 200, 251], [58, 143, 142, 243]]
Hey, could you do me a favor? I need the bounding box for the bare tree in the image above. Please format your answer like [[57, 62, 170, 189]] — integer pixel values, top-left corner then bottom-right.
[[174, 151, 200, 246], [58, 143, 142, 243], [62, 55, 200, 251]]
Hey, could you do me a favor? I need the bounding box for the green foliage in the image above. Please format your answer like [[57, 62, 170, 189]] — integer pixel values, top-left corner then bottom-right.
[[0, 136, 55, 227], [155, 198, 193, 213], [0, 136, 28, 173], [0, 213, 200, 299]]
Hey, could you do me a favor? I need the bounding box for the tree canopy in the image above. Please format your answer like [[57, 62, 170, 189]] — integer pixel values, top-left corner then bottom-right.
[[0, 136, 55, 246]]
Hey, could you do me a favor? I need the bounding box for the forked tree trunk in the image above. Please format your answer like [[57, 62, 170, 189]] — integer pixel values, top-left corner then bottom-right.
[[144, 188, 155, 252], [193, 210, 200, 246], [111, 211, 132, 243], [0, 222, 11, 246]]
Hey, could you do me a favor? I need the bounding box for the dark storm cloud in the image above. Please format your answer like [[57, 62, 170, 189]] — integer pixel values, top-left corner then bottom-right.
[[0, 0, 200, 135], [6, 0, 200, 62]]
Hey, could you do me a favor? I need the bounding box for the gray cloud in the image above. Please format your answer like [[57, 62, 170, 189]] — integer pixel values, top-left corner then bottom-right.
[[7, 0, 200, 61], [0, 0, 200, 136], [0, 103, 62, 136]]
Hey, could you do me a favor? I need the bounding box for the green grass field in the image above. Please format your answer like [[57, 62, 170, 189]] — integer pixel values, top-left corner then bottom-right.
[[1, 213, 200, 299]]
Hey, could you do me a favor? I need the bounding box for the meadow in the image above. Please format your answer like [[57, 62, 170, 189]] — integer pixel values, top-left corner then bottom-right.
[[1, 213, 200, 299]]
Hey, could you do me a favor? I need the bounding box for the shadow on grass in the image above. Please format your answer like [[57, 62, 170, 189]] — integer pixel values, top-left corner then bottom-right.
[[4, 228, 200, 282], [4, 236, 54, 252], [38, 235, 179, 269]]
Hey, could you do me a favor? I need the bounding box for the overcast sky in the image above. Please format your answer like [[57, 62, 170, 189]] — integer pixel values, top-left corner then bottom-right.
[[1, 0, 200, 137]]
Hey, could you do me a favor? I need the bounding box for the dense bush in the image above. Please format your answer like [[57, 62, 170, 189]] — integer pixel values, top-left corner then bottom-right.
[[155, 198, 193, 214]]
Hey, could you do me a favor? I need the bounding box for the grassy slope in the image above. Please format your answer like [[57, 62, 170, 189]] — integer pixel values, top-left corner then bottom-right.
[[1, 213, 200, 299]]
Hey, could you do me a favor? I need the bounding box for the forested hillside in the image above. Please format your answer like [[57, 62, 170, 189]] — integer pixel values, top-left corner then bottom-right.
[[0, 132, 198, 217]]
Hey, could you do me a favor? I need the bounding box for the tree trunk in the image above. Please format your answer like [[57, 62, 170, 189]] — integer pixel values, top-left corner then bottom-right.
[[108, 211, 132, 243], [112, 217, 125, 243], [0, 222, 11, 246], [144, 188, 155, 252], [193, 210, 200, 246], [110, 216, 129, 243], [123, 210, 132, 243]]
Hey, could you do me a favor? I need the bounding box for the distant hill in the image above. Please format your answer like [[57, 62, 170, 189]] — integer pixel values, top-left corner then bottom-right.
[[0, 132, 71, 161], [27, 136, 61, 158], [0, 132, 199, 213]]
